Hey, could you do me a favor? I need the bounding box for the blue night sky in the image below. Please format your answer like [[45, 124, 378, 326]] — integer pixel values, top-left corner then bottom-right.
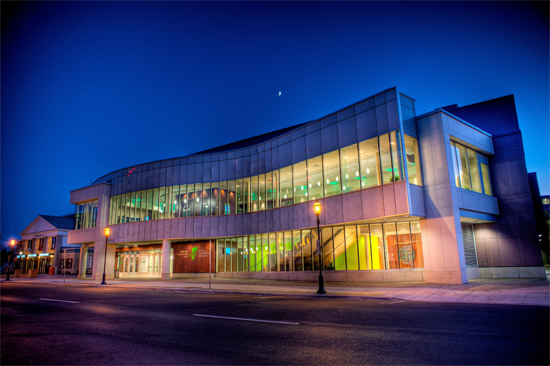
[[2, 1, 548, 246]]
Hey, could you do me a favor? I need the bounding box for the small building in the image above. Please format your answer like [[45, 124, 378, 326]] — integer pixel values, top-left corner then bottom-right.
[[17, 214, 93, 275]]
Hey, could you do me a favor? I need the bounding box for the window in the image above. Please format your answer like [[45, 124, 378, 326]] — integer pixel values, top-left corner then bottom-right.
[[227, 180, 236, 214], [159, 187, 166, 219], [258, 175, 266, 210], [251, 175, 259, 211], [152, 188, 159, 220], [280, 166, 293, 206], [293, 161, 308, 204], [345, 226, 359, 270], [389, 131, 403, 181], [404, 135, 422, 185], [203, 183, 211, 216], [307, 156, 324, 201], [74, 200, 99, 229], [340, 144, 360, 193], [323, 151, 341, 197], [321, 227, 335, 271], [210, 183, 219, 216], [272, 171, 279, 208], [265, 172, 273, 209], [194, 183, 202, 217], [38, 238, 44, 251], [451, 141, 492, 196], [359, 137, 381, 188], [51, 237, 56, 250]]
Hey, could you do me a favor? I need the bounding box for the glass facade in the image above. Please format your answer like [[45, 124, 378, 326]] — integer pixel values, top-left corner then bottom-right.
[[450, 141, 492, 196], [75, 200, 98, 229], [108, 131, 412, 225], [216, 221, 423, 272]]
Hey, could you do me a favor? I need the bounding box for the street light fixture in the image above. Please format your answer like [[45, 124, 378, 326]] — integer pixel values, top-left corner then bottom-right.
[[101, 227, 110, 285], [314, 200, 326, 294], [5, 240, 16, 282]]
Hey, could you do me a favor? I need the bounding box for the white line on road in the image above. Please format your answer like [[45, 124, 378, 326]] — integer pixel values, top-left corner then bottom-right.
[[193, 314, 299, 325], [39, 298, 80, 304]]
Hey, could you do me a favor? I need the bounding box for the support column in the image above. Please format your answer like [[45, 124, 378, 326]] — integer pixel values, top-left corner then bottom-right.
[[161, 239, 171, 280], [91, 238, 116, 281], [79, 244, 88, 279]]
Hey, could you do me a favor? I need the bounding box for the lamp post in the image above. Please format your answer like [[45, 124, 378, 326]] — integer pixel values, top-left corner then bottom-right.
[[314, 201, 326, 294], [5, 240, 16, 281], [101, 227, 110, 285]]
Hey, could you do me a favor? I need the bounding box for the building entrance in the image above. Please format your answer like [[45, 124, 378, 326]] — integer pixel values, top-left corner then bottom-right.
[[116, 245, 164, 277]]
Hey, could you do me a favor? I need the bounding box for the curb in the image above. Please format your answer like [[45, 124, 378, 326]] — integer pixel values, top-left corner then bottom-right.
[[5, 280, 399, 301]]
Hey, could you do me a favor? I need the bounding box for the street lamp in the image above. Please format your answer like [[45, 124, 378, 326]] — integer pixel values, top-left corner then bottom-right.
[[314, 200, 326, 294], [5, 240, 16, 282], [101, 227, 110, 285]]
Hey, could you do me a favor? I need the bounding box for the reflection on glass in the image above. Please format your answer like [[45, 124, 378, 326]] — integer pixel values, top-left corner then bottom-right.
[[292, 231, 303, 271], [345, 226, 359, 270], [467, 148, 482, 193], [321, 227, 335, 270], [280, 166, 293, 206], [359, 137, 381, 188], [369, 224, 385, 270], [340, 144, 360, 193], [410, 222, 424, 268], [357, 225, 370, 270], [272, 171, 279, 208], [194, 183, 202, 217], [455, 143, 471, 190], [211, 183, 219, 216], [219, 181, 228, 215], [389, 131, 403, 181], [251, 175, 259, 211], [249, 235, 256, 272], [302, 229, 312, 271], [379, 134, 393, 183], [404, 135, 422, 186], [276, 232, 284, 271], [203, 183, 211, 216], [146, 190, 153, 220], [397, 222, 413, 269], [284, 231, 293, 272], [333, 226, 346, 270], [259, 174, 266, 210], [243, 177, 250, 213], [323, 151, 341, 197], [479, 155, 492, 196], [228, 180, 236, 214], [152, 189, 159, 220], [266, 172, 273, 209], [384, 223, 398, 269], [451, 142, 461, 188], [159, 187, 166, 220], [236, 179, 243, 214], [307, 156, 324, 201], [172, 185, 179, 218], [293, 161, 308, 204], [269, 233, 277, 271]]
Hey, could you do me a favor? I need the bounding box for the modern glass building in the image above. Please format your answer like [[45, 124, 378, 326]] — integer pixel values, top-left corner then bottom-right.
[[67, 87, 545, 284]]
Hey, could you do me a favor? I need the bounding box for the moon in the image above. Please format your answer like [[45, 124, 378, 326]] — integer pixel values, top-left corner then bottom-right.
[[279, 91, 281, 96]]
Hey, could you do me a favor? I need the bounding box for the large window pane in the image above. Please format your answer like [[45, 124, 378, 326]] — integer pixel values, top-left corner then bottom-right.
[[146, 190, 153, 220], [384, 223, 399, 269], [312, 227, 320, 271], [180, 185, 187, 218], [455, 142, 472, 190], [307, 156, 324, 200], [276, 232, 284, 271], [130, 192, 136, 222], [258, 174, 266, 210], [284, 231, 293, 271], [231, 238, 238, 272], [273, 171, 279, 208], [266, 172, 273, 209], [467, 148, 482, 193], [369, 224, 385, 269], [249, 235, 256, 272], [292, 231, 303, 271], [117, 195, 123, 224], [268, 233, 277, 271], [236, 179, 244, 214], [357, 225, 370, 270], [293, 161, 308, 204], [321, 227, 335, 271], [397, 222, 413, 269], [219, 182, 228, 215], [187, 184, 195, 218], [379, 134, 393, 184], [210, 183, 219, 216], [359, 137, 381, 188], [450, 142, 461, 188], [217, 240, 225, 272], [404, 135, 422, 186], [194, 183, 202, 217], [390, 131, 403, 181], [135, 191, 141, 222], [228, 180, 236, 214], [159, 187, 166, 219], [340, 144, 361, 193], [242, 178, 250, 213], [225, 239, 231, 272], [152, 189, 159, 220], [323, 151, 341, 197], [261, 233, 268, 271], [237, 237, 243, 272], [345, 225, 359, 270], [479, 155, 492, 196], [257, 235, 264, 271], [333, 226, 346, 270], [410, 222, 424, 268], [251, 175, 259, 211], [125, 194, 131, 223], [172, 186, 179, 218], [202, 183, 211, 216], [280, 167, 293, 206], [302, 229, 313, 271], [243, 236, 249, 272]]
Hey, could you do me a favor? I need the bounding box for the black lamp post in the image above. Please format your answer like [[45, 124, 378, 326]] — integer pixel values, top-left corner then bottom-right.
[[314, 201, 326, 294], [101, 227, 110, 285], [5, 240, 15, 282]]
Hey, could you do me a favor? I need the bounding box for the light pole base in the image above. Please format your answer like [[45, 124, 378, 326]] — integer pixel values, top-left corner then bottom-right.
[[101, 273, 107, 285], [317, 274, 326, 294]]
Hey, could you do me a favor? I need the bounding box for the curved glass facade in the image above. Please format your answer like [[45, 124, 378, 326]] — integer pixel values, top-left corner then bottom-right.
[[108, 132, 420, 224]]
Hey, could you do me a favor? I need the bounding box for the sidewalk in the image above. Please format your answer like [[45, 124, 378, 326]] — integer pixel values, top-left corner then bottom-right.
[[3, 274, 549, 306]]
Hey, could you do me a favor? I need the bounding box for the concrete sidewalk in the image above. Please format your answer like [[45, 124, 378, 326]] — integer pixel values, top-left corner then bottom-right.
[[3, 275, 549, 306]]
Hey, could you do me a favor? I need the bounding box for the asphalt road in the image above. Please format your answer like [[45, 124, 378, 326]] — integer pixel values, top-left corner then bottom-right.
[[1, 284, 548, 365]]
